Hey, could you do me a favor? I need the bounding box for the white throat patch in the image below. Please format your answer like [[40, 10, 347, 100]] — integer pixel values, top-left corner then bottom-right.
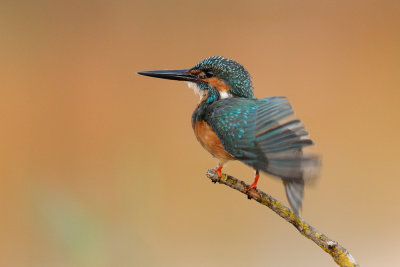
[[187, 82, 206, 100]]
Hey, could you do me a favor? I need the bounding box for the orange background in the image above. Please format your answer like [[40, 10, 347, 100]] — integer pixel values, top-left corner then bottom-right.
[[1, 0, 399, 266]]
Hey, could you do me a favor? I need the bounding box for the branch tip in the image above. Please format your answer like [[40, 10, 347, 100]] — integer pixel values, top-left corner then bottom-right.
[[205, 169, 359, 267]]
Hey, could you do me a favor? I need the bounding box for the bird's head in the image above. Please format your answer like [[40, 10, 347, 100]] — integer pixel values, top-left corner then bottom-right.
[[138, 56, 254, 101]]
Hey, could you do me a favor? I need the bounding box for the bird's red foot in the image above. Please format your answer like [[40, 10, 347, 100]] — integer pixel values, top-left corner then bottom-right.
[[248, 172, 260, 190], [246, 171, 260, 199], [215, 165, 223, 178]]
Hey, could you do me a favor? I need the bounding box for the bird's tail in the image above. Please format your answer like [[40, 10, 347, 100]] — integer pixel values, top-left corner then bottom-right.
[[284, 180, 304, 215], [266, 153, 320, 214]]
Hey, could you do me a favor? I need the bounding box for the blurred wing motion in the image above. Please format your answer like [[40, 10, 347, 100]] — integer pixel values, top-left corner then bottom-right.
[[206, 97, 320, 213]]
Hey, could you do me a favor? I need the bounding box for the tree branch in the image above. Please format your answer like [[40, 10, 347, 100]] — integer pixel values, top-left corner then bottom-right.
[[206, 169, 359, 267]]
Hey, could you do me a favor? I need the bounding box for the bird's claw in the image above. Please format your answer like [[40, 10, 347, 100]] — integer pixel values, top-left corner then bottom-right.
[[246, 183, 258, 199], [210, 166, 223, 184]]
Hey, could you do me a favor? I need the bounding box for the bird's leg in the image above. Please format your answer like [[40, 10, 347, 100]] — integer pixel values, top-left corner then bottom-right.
[[214, 163, 223, 178], [211, 161, 225, 184], [246, 169, 260, 199], [212, 160, 228, 183], [248, 169, 260, 190]]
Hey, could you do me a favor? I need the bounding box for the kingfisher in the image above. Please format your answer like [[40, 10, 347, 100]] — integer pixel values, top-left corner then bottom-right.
[[138, 56, 320, 214]]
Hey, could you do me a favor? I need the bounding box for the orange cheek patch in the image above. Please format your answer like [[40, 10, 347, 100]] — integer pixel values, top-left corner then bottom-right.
[[203, 77, 230, 93]]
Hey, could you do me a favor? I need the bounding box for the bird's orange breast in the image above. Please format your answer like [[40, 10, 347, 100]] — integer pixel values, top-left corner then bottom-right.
[[194, 121, 235, 161]]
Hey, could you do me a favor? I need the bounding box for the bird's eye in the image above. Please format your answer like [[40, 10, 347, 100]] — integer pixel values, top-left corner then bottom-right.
[[198, 71, 214, 79]]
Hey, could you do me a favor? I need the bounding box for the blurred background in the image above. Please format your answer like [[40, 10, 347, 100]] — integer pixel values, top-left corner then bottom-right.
[[1, 0, 399, 266]]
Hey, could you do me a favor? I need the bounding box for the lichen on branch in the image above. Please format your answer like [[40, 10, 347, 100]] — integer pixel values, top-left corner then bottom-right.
[[206, 169, 359, 267]]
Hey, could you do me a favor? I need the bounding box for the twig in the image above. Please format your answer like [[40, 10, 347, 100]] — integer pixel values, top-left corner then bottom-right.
[[206, 169, 359, 267]]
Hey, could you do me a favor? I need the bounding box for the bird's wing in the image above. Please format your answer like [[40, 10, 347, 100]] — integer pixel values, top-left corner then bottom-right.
[[206, 97, 319, 181], [206, 97, 320, 214]]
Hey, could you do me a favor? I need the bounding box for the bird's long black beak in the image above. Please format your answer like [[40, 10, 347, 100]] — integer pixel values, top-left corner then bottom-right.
[[137, 69, 197, 82]]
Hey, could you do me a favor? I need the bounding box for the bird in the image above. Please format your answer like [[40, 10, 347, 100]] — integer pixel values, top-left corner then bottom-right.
[[138, 56, 320, 214]]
